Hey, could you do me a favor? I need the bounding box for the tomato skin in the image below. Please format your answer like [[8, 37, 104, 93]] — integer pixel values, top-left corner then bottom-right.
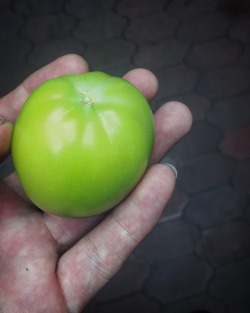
[[11, 72, 154, 217]]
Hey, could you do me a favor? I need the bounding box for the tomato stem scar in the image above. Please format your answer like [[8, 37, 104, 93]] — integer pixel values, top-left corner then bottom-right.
[[80, 90, 95, 106]]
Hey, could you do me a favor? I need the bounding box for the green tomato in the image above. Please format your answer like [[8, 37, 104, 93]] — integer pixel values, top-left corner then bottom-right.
[[11, 72, 154, 217]]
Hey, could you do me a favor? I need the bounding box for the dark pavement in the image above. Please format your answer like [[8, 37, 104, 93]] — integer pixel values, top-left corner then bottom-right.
[[0, 0, 250, 312]]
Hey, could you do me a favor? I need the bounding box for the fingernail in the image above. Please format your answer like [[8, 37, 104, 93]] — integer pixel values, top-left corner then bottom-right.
[[163, 163, 178, 178]]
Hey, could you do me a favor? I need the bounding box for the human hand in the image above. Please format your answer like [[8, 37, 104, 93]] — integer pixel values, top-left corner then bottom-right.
[[0, 55, 192, 313]]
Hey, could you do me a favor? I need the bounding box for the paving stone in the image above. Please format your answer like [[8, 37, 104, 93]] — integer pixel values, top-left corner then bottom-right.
[[0, 0, 12, 8], [232, 160, 250, 194], [81, 300, 98, 313], [229, 18, 250, 43], [196, 65, 250, 100], [219, 125, 250, 160], [228, 301, 250, 313], [95, 256, 149, 302], [65, 0, 116, 18], [145, 254, 212, 304], [174, 92, 211, 121], [100, 63, 134, 78], [209, 257, 250, 304], [187, 38, 242, 71], [177, 11, 229, 44], [27, 38, 85, 69], [155, 65, 199, 100], [207, 92, 250, 130], [84, 38, 135, 71], [125, 13, 179, 45], [178, 153, 235, 194], [196, 221, 250, 266], [185, 185, 247, 228], [13, 0, 31, 16], [163, 292, 226, 313], [116, 0, 166, 18], [165, 0, 218, 18], [239, 45, 250, 67], [159, 187, 189, 222], [21, 13, 76, 43], [134, 219, 199, 264], [0, 36, 32, 96], [170, 121, 223, 158], [97, 293, 161, 313], [244, 199, 250, 223], [134, 38, 189, 70], [219, 0, 250, 16], [0, 9, 24, 38], [29, 0, 68, 15], [73, 13, 126, 43]]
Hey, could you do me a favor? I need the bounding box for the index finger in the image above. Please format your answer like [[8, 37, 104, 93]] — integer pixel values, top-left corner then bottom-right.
[[0, 54, 89, 123]]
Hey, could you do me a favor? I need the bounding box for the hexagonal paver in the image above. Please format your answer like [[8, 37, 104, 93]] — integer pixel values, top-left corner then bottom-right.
[[196, 65, 250, 99], [163, 293, 226, 313], [185, 185, 247, 228], [116, 0, 166, 18], [97, 293, 162, 313], [27, 38, 85, 68], [174, 92, 211, 121], [165, 0, 218, 18], [240, 45, 250, 67], [125, 13, 179, 45], [232, 160, 250, 194], [145, 254, 212, 304], [155, 64, 199, 100], [177, 11, 229, 43], [65, 0, 116, 18], [196, 221, 250, 266], [228, 301, 250, 313], [21, 13, 76, 43], [26, 0, 68, 15], [0, 36, 32, 96], [207, 92, 250, 130], [134, 38, 189, 70], [219, 125, 250, 160], [84, 38, 135, 71], [0, 9, 24, 38], [209, 257, 250, 304], [178, 153, 234, 194], [187, 38, 242, 71], [73, 13, 127, 43], [229, 18, 250, 43], [95, 256, 149, 302], [170, 121, 223, 158], [245, 201, 250, 223], [134, 219, 199, 264]]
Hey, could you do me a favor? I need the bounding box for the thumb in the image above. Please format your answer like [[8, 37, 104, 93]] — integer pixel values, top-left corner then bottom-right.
[[0, 121, 13, 163]]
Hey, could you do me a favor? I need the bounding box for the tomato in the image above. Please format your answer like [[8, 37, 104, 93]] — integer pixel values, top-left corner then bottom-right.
[[11, 72, 154, 217]]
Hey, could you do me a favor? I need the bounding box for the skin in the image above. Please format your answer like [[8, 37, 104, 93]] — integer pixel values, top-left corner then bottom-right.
[[0, 54, 192, 313]]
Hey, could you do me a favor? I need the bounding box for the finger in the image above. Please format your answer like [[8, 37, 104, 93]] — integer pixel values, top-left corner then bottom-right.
[[0, 54, 89, 122], [123, 68, 158, 101], [0, 121, 13, 163], [57, 164, 176, 312], [43, 213, 105, 254], [150, 101, 193, 164]]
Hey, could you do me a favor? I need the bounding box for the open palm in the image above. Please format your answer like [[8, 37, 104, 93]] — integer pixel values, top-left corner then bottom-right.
[[0, 55, 192, 313]]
